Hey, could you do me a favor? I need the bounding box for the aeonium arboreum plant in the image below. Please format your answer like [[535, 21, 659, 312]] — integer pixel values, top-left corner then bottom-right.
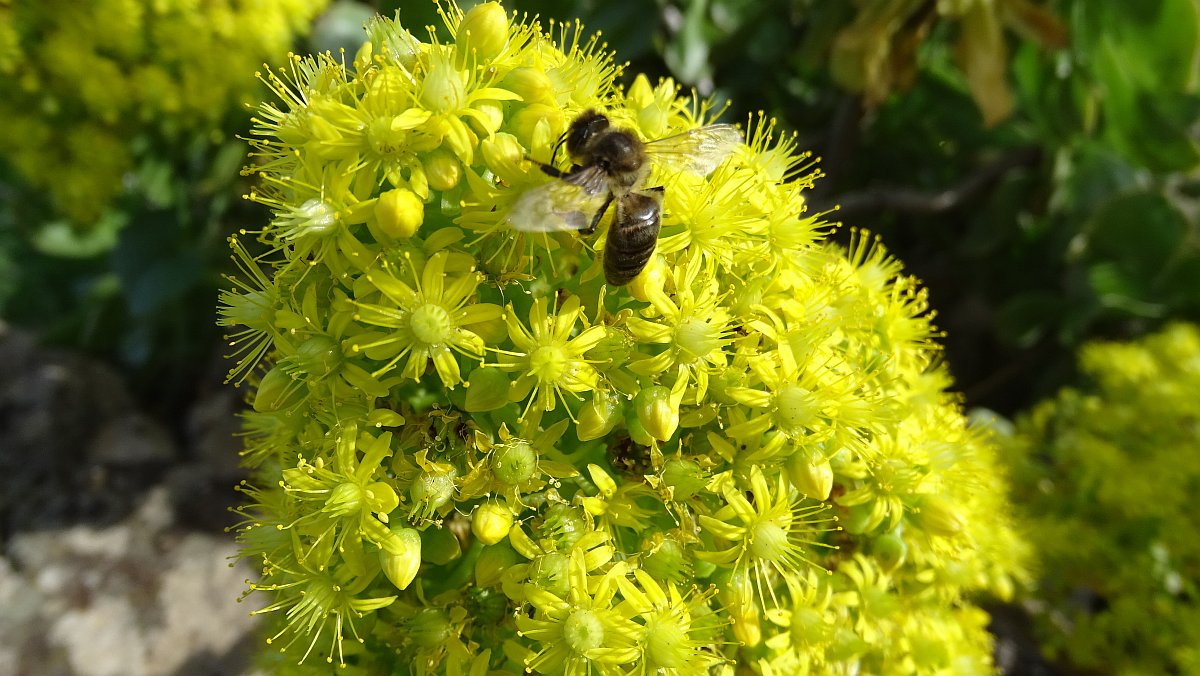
[[224, 2, 1028, 673]]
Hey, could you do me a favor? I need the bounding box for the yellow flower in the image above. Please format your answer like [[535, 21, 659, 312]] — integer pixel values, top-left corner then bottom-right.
[[497, 294, 607, 417], [698, 466, 838, 603], [344, 250, 502, 387]]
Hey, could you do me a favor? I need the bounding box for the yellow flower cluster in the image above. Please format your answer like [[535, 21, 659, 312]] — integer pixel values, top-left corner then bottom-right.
[[226, 3, 1028, 673], [0, 0, 328, 226]]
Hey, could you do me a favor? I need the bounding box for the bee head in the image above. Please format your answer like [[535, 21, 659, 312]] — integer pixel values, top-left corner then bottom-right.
[[564, 109, 610, 158]]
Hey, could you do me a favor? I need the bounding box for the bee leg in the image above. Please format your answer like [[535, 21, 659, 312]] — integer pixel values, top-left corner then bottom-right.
[[581, 193, 614, 235], [646, 185, 665, 194]]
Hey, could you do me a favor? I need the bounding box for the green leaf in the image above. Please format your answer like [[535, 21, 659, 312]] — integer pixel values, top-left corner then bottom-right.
[[1084, 191, 1187, 281], [31, 214, 126, 258]]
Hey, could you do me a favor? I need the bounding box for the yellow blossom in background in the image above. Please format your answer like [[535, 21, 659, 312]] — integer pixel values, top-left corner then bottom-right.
[[0, 0, 329, 228], [226, 2, 1029, 673]]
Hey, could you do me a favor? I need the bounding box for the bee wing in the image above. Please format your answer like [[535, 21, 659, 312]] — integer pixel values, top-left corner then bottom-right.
[[645, 124, 742, 176], [505, 166, 611, 233]]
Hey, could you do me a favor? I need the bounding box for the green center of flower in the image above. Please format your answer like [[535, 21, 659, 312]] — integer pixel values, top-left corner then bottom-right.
[[675, 318, 720, 361], [774, 384, 817, 432], [644, 615, 689, 668], [530, 344, 568, 382], [564, 609, 606, 653], [410, 303, 452, 346], [749, 521, 789, 561], [491, 440, 537, 485]]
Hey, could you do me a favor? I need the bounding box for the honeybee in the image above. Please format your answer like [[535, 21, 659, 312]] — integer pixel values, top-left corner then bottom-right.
[[505, 110, 742, 286]]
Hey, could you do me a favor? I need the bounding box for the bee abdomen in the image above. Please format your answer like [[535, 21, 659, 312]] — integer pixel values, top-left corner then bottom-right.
[[604, 192, 662, 286]]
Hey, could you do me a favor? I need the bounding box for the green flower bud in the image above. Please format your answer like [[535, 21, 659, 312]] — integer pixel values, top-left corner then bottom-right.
[[411, 466, 456, 511], [424, 148, 461, 192], [380, 526, 422, 590], [253, 364, 307, 412], [539, 503, 585, 550], [841, 502, 877, 535], [480, 132, 526, 183], [528, 551, 569, 597], [466, 586, 508, 625], [373, 188, 424, 239], [421, 524, 462, 565], [786, 449, 834, 500], [491, 440, 537, 485], [625, 413, 655, 447], [586, 330, 634, 371], [912, 495, 964, 537], [577, 390, 623, 441], [661, 459, 706, 501], [635, 385, 678, 442], [456, 2, 508, 61], [420, 56, 468, 113], [501, 66, 554, 104], [475, 540, 519, 587], [472, 499, 514, 545], [465, 366, 510, 412], [408, 608, 452, 649], [294, 334, 342, 380], [641, 538, 692, 584], [872, 531, 907, 571]]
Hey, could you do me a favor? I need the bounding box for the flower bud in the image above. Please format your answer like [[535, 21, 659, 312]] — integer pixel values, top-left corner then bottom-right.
[[913, 495, 964, 537], [661, 459, 706, 501], [411, 466, 457, 513], [253, 364, 307, 412], [872, 532, 907, 571], [464, 366, 510, 412], [624, 412, 655, 447], [528, 551, 570, 597], [641, 538, 691, 584], [576, 390, 623, 441], [424, 148, 461, 191], [634, 385, 678, 442], [481, 132, 525, 183], [501, 67, 554, 104], [294, 334, 342, 380], [491, 440, 537, 485], [472, 499, 514, 545], [456, 2, 508, 62], [539, 504, 585, 550], [420, 52, 469, 113], [408, 608, 452, 649], [380, 526, 422, 590], [373, 188, 424, 239], [585, 330, 634, 371], [841, 502, 878, 535], [474, 541, 519, 587], [421, 524, 462, 565], [786, 450, 834, 500]]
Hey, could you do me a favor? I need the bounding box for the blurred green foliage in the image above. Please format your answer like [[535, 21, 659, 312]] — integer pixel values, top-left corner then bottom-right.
[[1000, 323, 1200, 673]]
